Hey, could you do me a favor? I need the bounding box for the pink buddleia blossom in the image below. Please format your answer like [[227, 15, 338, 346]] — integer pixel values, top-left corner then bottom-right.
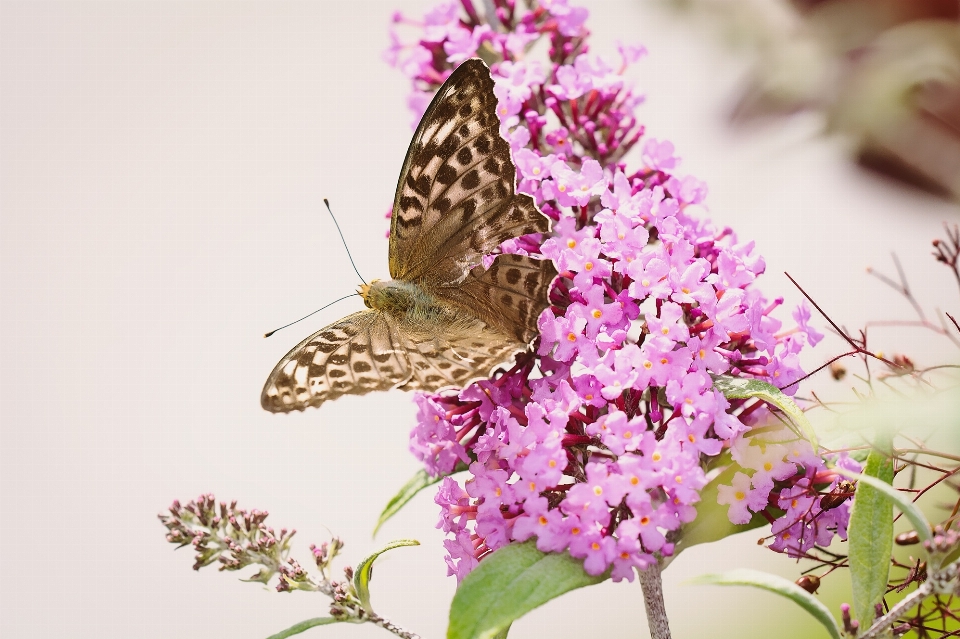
[[387, 0, 843, 583]]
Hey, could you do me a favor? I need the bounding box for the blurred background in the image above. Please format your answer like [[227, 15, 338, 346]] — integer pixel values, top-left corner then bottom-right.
[[1, 1, 957, 638]]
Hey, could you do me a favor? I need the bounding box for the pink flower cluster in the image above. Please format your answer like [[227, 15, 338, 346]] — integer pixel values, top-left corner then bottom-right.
[[390, 0, 847, 582]]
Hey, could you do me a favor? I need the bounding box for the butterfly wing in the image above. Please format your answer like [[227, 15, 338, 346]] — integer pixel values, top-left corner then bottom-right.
[[261, 311, 411, 413], [449, 253, 558, 343], [261, 309, 520, 412], [396, 322, 520, 392], [389, 59, 549, 288]]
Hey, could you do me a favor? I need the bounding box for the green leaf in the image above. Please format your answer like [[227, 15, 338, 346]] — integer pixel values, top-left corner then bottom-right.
[[691, 569, 842, 639], [847, 445, 895, 628], [448, 540, 608, 639], [265, 617, 339, 639], [374, 466, 462, 536], [835, 469, 931, 544], [711, 375, 818, 449], [353, 539, 420, 613]]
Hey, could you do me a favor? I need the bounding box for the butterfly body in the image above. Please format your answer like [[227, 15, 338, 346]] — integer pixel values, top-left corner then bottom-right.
[[360, 278, 486, 343], [262, 59, 556, 413]]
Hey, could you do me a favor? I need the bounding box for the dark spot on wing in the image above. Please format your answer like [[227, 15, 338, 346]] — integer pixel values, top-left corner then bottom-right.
[[437, 164, 457, 185], [462, 170, 481, 191]]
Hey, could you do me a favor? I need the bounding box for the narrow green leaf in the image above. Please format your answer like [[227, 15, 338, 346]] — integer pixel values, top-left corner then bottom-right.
[[835, 468, 931, 544], [265, 617, 339, 639], [374, 464, 467, 536], [847, 446, 895, 628], [448, 540, 608, 639], [711, 375, 818, 449], [353, 539, 420, 613], [691, 569, 841, 639], [373, 469, 442, 536]]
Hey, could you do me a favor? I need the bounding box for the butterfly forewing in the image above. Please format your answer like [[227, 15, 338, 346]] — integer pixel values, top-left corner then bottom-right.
[[261, 311, 410, 412], [390, 59, 548, 287]]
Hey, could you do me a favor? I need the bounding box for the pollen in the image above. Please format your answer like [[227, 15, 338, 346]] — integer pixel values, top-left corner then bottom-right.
[[571, 526, 581, 535], [591, 541, 601, 551], [533, 166, 541, 175], [548, 459, 557, 468], [593, 485, 603, 496], [618, 233, 625, 240], [630, 476, 639, 486], [558, 183, 567, 193], [681, 287, 690, 294], [495, 487, 502, 497], [640, 516, 650, 525], [641, 278, 650, 287], [685, 398, 693, 404], [567, 238, 577, 248], [687, 434, 695, 443], [592, 309, 602, 318], [698, 349, 706, 359], [434, 415, 440, 422], [620, 551, 630, 559], [735, 491, 746, 501], [675, 475, 683, 484], [763, 462, 773, 472], [774, 370, 780, 378], [643, 360, 653, 370], [584, 261, 594, 271], [624, 430, 633, 439], [659, 357, 668, 364], [567, 332, 577, 342], [791, 499, 798, 508], [539, 516, 548, 526], [652, 452, 661, 462], [585, 394, 594, 400], [661, 327, 670, 335]]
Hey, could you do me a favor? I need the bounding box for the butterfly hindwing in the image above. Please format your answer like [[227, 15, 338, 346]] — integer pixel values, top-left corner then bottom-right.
[[261, 311, 410, 413], [450, 254, 558, 343], [397, 324, 519, 392]]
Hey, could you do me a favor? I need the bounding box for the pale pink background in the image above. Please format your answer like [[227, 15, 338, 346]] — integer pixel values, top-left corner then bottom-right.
[[1, 2, 956, 638]]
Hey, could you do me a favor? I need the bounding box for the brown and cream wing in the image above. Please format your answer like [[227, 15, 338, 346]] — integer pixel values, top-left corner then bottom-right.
[[260, 311, 410, 413], [446, 254, 558, 343], [389, 59, 549, 287], [396, 324, 521, 393]]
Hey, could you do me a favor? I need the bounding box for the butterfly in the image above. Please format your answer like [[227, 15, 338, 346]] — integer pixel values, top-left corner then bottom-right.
[[261, 59, 557, 413]]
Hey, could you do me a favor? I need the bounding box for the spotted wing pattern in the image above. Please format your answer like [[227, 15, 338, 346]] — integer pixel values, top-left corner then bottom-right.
[[389, 59, 549, 288], [261, 311, 519, 413], [396, 325, 519, 392], [261, 311, 410, 413], [450, 254, 558, 343]]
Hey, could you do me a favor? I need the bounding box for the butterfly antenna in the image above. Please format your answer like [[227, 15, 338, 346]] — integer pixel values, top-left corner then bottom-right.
[[263, 293, 359, 338], [324, 198, 367, 285]]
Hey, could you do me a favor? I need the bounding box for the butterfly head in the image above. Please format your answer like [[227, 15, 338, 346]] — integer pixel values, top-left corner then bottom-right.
[[358, 279, 382, 308]]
